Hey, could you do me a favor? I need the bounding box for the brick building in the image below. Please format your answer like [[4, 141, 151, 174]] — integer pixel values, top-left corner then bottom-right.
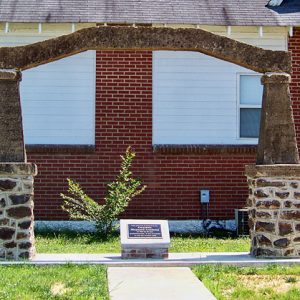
[[0, 0, 299, 230]]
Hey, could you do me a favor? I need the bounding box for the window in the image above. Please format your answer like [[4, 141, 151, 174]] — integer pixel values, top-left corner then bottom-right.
[[238, 74, 263, 139], [21, 51, 96, 145], [153, 51, 265, 145]]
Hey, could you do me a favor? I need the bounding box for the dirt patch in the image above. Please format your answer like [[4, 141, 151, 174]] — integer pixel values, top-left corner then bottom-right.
[[238, 274, 300, 293], [51, 282, 71, 296]]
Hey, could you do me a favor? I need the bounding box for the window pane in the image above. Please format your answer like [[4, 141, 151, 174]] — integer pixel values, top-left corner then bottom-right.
[[240, 108, 261, 138], [240, 75, 263, 105]]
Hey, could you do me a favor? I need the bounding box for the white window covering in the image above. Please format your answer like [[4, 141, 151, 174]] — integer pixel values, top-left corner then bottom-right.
[[21, 51, 96, 145], [239, 75, 263, 139]]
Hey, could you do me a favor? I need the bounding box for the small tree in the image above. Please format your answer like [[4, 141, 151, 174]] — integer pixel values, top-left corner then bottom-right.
[[61, 147, 146, 236]]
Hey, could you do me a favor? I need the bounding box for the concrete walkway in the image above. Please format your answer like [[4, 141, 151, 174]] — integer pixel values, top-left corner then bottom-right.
[[1, 252, 300, 266], [108, 267, 216, 300]]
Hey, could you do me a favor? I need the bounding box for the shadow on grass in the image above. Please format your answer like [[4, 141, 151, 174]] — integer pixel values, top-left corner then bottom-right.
[[171, 228, 247, 239], [35, 228, 120, 243], [36, 227, 248, 242]]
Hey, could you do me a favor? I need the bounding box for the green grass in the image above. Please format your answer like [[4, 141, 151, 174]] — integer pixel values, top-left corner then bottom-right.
[[0, 264, 108, 300], [35, 231, 250, 253], [170, 234, 249, 253], [193, 264, 300, 300]]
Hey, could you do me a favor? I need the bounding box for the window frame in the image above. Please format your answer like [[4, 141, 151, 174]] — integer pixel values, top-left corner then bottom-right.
[[236, 72, 263, 143]]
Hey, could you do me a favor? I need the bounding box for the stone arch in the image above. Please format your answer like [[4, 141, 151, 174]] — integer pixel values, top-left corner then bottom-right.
[[0, 26, 299, 260], [0, 26, 292, 73]]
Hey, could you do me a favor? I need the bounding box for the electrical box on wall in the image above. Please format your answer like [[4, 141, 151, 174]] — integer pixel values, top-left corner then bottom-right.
[[200, 190, 210, 203]]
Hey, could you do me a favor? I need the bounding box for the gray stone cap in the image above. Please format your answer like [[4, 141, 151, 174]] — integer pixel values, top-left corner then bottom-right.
[[120, 219, 171, 249], [0, 163, 37, 176], [0, 69, 22, 81], [245, 164, 300, 178], [261, 72, 291, 84]]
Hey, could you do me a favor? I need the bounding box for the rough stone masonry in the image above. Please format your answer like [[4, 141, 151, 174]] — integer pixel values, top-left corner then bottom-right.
[[246, 165, 300, 257], [0, 163, 37, 260]]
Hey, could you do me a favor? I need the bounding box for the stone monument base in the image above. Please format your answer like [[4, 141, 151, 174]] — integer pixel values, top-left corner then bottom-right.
[[0, 163, 37, 260], [120, 219, 170, 259], [122, 247, 168, 259], [246, 164, 300, 258]]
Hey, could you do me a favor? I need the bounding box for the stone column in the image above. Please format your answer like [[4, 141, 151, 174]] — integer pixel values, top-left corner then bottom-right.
[[256, 73, 299, 165], [246, 72, 300, 258], [0, 70, 26, 162], [0, 70, 37, 260]]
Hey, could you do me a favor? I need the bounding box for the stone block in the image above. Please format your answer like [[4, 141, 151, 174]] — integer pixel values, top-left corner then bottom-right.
[[255, 211, 272, 219], [275, 192, 290, 199], [19, 251, 29, 259], [284, 248, 295, 256], [9, 194, 31, 205], [294, 192, 300, 200], [4, 241, 16, 249], [256, 200, 280, 209], [19, 242, 32, 250], [278, 222, 293, 236], [252, 248, 279, 257], [17, 232, 30, 240], [274, 238, 290, 248], [257, 234, 272, 246], [0, 180, 16, 191], [284, 201, 292, 208], [0, 227, 15, 240], [254, 190, 269, 198], [0, 218, 9, 226], [257, 179, 285, 187], [255, 221, 275, 233], [291, 182, 299, 189], [280, 210, 300, 221], [6, 206, 31, 219], [293, 237, 300, 243], [18, 220, 31, 230], [0, 198, 5, 207]]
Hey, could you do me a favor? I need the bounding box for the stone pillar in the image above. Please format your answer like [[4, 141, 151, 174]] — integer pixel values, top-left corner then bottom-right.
[[246, 165, 300, 257], [0, 163, 37, 260], [256, 73, 299, 165], [0, 70, 25, 162], [0, 70, 37, 260], [246, 72, 300, 257]]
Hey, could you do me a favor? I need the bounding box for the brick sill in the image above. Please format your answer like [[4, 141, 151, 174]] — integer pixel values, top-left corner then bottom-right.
[[26, 144, 95, 154], [153, 144, 257, 155]]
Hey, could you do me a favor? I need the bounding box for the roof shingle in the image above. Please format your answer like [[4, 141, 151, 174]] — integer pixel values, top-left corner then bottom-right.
[[0, 0, 299, 26]]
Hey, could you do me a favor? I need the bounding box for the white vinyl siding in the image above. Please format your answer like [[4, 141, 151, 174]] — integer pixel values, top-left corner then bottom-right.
[[153, 27, 287, 145], [0, 28, 95, 145]]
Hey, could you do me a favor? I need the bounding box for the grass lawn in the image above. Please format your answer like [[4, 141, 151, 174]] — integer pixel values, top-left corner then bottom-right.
[[2, 232, 300, 300], [193, 264, 300, 300], [35, 231, 250, 253], [0, 264, 108, 300]]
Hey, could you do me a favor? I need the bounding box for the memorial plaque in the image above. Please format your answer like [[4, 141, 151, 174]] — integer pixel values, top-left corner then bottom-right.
[[128, 224, 162, 239], [120, 219, 170, 259]]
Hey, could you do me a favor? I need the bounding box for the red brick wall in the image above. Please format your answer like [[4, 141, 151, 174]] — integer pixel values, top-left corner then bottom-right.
[[28, 50, 257, 221], [289, 28, 300, 144]]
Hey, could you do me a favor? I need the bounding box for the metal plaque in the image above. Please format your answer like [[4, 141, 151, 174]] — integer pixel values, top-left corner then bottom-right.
[[128, 224, 162, 239]]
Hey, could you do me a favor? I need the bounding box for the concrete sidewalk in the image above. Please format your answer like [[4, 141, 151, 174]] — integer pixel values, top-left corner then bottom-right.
[[108, 267, 216, 300], [1, 252, 300, 266]]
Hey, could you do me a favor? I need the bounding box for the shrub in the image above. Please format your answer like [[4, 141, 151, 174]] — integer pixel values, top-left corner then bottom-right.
[[61, 147, 146, 236]]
